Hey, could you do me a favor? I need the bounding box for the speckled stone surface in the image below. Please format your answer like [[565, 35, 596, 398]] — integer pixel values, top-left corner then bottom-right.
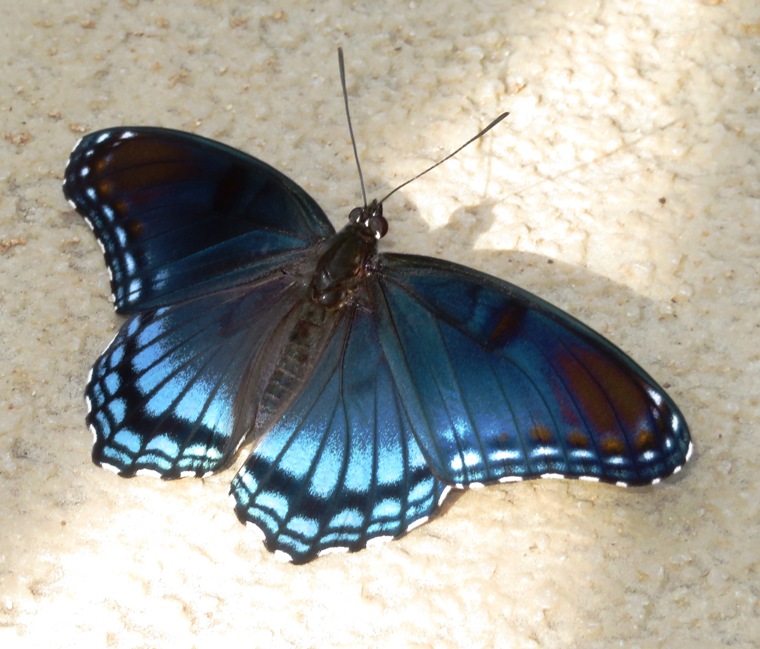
[[1, 1, 758, 647]]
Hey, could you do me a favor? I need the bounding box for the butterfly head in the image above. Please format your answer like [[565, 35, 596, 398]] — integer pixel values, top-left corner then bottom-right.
[[347, 199, 388, 240]]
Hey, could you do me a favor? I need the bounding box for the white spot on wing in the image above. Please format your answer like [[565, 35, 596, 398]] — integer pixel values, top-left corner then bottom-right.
[[244, 521, 266, 542], [100, 330, 120, 355], [317, 546, 349, 558], [366, 535, 393, 548], [437, 485, 452, 506], [273, 549, 293, 564], [498, 475, 523, 483], [406, 516, 429, 533], [135, 468, 162, 478]]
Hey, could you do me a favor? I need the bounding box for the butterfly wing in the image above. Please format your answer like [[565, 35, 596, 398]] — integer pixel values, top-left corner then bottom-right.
[[63, 127, 335, 312], [86, 267, 315, 478], [230, 301, 448, 564], [374, 253, 692, 488]]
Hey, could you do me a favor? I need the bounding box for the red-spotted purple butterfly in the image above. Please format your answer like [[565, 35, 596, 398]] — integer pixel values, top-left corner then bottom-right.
[[63, 54, 691, 563]]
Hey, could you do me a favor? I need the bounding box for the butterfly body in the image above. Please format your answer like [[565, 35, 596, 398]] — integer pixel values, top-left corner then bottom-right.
[[252, 217, 380, 434], [64, 127, 691, 563]]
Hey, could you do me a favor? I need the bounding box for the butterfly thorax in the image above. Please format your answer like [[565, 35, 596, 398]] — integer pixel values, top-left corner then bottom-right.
[[309, 207, 383, 310]]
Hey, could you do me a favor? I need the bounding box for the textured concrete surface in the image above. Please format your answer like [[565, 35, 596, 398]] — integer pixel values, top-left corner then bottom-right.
[[1, 1, 758, 647]]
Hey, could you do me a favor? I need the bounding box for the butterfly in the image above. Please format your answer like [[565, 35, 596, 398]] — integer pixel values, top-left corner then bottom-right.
[[63, 115, 691, 564]]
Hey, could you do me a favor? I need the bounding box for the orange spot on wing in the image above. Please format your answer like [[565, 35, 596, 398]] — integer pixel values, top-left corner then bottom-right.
[[97, 180, 113, 198], [557, 346, 648, 437], [126, 219, 144, 235], [488, 305, 526, 347], [600, 436, 626, 456], [567, 429, 590, 449], [531, 424, 553, 444], [633, 428, 657, 452]]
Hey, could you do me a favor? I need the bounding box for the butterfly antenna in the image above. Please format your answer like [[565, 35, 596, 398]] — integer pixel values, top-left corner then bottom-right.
[[380, 110, 510, 204], [338, 48, 368, 208]]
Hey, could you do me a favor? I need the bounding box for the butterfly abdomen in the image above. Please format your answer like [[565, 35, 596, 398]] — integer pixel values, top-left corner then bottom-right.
[[254, 299, 336, 432]]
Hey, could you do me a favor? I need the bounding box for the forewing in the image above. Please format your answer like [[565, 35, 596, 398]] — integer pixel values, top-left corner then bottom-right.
[[64, 127, 335, 312], [87, 270, 305, 478], [375, 254, 692, 487], [230, 303, 447, 564]]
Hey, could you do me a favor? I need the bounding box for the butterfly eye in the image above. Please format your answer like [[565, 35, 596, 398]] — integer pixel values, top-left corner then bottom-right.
[[368, 214, 388, 239], [348, 207, 363, 224]]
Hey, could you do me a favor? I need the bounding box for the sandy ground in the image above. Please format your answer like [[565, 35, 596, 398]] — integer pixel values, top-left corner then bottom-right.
[[1, 1, 758, 647]]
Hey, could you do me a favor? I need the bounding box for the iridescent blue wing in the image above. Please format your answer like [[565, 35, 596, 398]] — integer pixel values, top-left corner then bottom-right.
[[63, 127, 334, 312], [375, 254, 692, 488], [230, 302, 448, 564], [86, 269, 312, 478]]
